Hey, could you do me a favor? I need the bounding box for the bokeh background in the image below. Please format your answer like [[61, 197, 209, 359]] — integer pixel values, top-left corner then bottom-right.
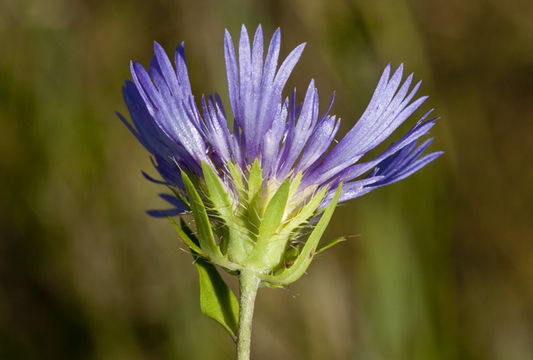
[[1, 0, 532, 359]]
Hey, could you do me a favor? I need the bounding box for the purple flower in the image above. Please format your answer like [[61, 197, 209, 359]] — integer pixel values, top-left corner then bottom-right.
[[118, 25, 442, 218]]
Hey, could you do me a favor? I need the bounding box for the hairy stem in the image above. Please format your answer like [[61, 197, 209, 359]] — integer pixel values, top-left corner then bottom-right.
[[236, 270, 260, 360]]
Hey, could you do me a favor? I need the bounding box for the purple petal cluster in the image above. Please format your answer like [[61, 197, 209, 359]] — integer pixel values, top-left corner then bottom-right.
[[119, 25, 442, 216]]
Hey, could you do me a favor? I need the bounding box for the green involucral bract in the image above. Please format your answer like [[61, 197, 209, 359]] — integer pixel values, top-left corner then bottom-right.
[[177, 160, 343, 281], [169, 160, 343, 337]]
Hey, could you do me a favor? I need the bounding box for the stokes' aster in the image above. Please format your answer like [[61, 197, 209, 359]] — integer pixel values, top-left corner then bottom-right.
[[119, 25, 442, 358], [119, 24, 441, 287]]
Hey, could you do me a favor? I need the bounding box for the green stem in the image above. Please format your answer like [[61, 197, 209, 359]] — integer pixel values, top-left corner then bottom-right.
[[237, 270, 260, 360]]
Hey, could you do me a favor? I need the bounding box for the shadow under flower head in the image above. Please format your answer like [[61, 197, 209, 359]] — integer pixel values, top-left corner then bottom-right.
[[118, 24, 442, 278]]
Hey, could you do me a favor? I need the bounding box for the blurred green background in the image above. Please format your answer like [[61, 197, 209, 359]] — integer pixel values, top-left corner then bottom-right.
[[1, 0, 532, 359]]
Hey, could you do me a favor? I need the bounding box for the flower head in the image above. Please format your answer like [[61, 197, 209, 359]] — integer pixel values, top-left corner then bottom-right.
[[119, 25, 442, 284]]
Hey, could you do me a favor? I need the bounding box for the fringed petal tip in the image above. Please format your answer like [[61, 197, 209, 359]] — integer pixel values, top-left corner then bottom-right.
[[120, 26, 442, 220], [146, 208, 185, 218], [146, 193, 187, 218]]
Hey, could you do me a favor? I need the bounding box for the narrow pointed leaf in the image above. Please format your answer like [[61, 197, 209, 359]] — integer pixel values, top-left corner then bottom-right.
[[227, 161, 245, 192], [316, 236, 345, 255], [288, 171, 303, 197], [262, 183, 343, 285], [244, 158, 263, 245], [281, 186, 327, 236], [180, 218, 201, 247], [257, 179, 290, 242], [202, 161, 234, 220], [167, 216, 203, 255], [247, 158, 263, 203], [195, 258, 239, 341], [169, 187, 190, 210], [181, 171, 222, 259], [247, 180, 290, 268]]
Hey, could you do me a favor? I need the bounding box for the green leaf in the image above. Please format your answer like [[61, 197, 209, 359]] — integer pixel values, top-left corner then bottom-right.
[[167, 216, 203, 255], [246, 180, 290, 269], [288, 171, 303, 200], [168, 186, 190, 211], [247, 159, 263, 203], [262, 183, 343, 285], [280, 186, 327, 237], [256, 180, 290, 242], [202, 161, 248, 255], [316, 236, 345, 255], [180, 218, 200, 248], [242, 158, 263, 245], [181, 171, 223, 260], [195, 258, 239, 341], [227, 161, 245, 196], [202, 161, 234, 220]]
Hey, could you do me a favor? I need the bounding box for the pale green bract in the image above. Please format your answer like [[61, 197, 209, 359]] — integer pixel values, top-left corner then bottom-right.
[[168, 160, 343, 338]]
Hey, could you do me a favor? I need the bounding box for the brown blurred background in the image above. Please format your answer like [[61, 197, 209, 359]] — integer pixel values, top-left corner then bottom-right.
[[1, 0, 532, 359]]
